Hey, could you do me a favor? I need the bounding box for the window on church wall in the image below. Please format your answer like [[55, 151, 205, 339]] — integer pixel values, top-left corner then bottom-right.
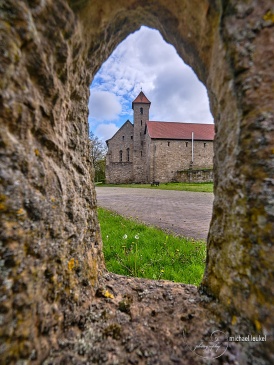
[[131, 136, 133, 139], [141, 151, 142, 157], [204, 142, 207, 147], [127, 148, 130, 162], [185, 142, 188, 147], [168, 142, 170, 147], [140, 107, 143, 114], [141, 120, 142, 126], [119, 150, 123, 162], [122, 136, 124, 141]]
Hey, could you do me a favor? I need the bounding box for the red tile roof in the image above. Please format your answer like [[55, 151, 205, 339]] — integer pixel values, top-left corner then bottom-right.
[[132, 91, 151, 106], [146, 121, 215, 141]]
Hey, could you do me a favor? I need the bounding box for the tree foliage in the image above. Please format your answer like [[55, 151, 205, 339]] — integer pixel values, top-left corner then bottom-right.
[[89, 131, 107, 182]]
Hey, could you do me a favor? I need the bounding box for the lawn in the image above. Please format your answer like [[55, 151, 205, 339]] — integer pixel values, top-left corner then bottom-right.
[[96, 181, 213, 193], [98, 207, 207, 286]]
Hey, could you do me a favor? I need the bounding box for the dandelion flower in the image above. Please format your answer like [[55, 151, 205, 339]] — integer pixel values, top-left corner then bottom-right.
[[135, 234, 139, 240], [123, 234, 128, 239]]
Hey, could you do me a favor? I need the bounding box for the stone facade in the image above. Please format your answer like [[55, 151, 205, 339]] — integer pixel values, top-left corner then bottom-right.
[[106, 92, 214, 183], [105, 120, 134, 183], [145, 138, 214, 182]]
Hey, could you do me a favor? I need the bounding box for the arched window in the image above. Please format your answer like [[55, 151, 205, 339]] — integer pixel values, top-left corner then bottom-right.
[[140, 107, 143, 114], [127, 148, 130, 162], [119, 150, 123, 162]]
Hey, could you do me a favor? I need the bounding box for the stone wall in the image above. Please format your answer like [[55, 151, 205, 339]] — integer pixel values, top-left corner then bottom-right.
[[106, 121, 134, 163], [201, 1, 274, 336], [105, 121, 134, 183], [147, 139, 213, 182], [1, 0, 273, 363], [0, 1, 105, 361], [176, 169, 213, 183], [105, 162, 133, 184]]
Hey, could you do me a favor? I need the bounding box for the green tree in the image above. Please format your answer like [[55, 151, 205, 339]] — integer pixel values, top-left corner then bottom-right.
[[89, 131, 107, 182]]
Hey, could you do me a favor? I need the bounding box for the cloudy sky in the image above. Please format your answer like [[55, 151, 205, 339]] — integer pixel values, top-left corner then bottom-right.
[[88, 26, 213, 142]]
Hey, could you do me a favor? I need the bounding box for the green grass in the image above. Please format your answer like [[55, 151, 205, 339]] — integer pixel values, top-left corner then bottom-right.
[[96, 182, 213, 193], [98, 207, 206, 286]]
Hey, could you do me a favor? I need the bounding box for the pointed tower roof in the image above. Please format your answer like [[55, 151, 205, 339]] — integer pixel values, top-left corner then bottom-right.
[[132, 91, 151, 109]]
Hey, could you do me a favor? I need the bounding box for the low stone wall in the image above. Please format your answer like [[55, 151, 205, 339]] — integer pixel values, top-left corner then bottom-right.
[[176, 169, 213, 183]]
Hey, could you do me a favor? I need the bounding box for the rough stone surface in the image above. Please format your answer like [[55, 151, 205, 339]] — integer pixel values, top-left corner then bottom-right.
[[0, 0, 273, 363], [43, 273, 269, 365], [202, 0, 274, 336], [0, 1, 105, 362]]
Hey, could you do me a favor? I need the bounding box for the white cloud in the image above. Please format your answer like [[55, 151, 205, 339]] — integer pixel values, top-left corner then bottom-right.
[[93, 123, 119, 142], [150, 64, 213, 123], [88, 26, 213, 142], [88, 90, 121, 121]]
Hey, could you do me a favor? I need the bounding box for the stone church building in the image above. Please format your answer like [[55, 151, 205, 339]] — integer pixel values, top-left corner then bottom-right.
[[105, 91, 215, 184]]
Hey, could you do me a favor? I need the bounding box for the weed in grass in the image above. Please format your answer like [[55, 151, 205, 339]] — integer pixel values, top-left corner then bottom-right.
[[98, 208, 206, 286]]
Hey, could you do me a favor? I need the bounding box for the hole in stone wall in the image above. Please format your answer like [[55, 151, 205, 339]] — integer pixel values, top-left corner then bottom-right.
[[90, 26, 214, 286]]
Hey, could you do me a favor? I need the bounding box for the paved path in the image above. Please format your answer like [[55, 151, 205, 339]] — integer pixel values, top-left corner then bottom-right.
[[95, 187, 214, 240]]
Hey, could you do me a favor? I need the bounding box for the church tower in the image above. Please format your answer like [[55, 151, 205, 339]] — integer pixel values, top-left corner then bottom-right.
[[132, 91, 151, 182]]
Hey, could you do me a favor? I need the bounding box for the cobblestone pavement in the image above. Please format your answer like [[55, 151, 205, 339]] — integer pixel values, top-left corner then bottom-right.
[[95, 187, 214, 240]]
